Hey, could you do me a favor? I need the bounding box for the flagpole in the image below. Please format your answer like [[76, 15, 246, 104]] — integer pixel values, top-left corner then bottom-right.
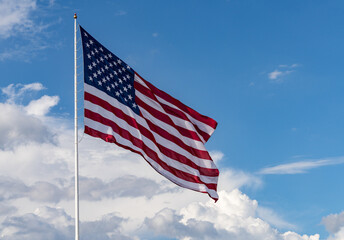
[[74, 13, 80, 240]]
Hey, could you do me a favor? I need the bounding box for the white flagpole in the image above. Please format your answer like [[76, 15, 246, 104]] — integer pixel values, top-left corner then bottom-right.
[[74, 13, 80, 240]]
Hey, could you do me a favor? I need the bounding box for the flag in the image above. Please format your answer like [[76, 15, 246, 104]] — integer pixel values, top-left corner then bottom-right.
[[80, 26, 219, 201]]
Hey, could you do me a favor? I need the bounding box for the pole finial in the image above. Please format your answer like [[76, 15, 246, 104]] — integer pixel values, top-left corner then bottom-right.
[[74, 13, 77, 19]]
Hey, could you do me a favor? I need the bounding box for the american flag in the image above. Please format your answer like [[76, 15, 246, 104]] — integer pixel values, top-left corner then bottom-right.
[[80, 26, 219, 201]]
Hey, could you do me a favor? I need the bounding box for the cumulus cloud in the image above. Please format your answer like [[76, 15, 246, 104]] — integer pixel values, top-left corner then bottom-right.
[[0, 207, 133, 240], [322, 212, 344, 235], [258, 157, 344, 175], [142, 190, 319, 240], [25, 95, 59, 116], [0, 82, 323, 240], [0, 103, 53, 148]]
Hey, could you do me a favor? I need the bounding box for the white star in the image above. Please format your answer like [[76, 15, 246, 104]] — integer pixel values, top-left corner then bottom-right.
[[87, 54, 91, 59], [100, 57, 104, 62], [122, 67, 125, 72], [100, 47, 104, 52], [109, 73, 113, 78], [86, 43, 90, 48], [106, 86, 111, 91], [95, 48, 99, 53], [104, 55, 108, 60], [127, 84, 132, 89], [101, 68, 105, 73], [96, 59, 100, 64], [98, 81, 102, 85], [119, 90, 123, 94], [104, 65, 109, 70], [89, 76, 93, 81], [114, 71, 118, 75], [111, 84, 115, 88], [91, 51, 95, 56], [117, 59, 122, 64], [108, 53, 113, 58], [115, 91, 120, 96], [126, 74, 130, 79], [93, 73, 97, 78], [89, 40, 94, 45], [127, 65, 131, 70], [118, 69, 122, 74], [109, 63, 113, 67], [124, 98, 128, 102], [102, 78, 106, 83], [128, 95, 133, 100], [118, 79, 123, 84], [88, 65, 92, 70], [113, 61, 117, 66], [92, 62, 96, 67], [106, 76, 110, 81], [97, 70, 101, 75], [115, 82, 118, 87], [84, 32, 88, 37], [123, 87, 128, 92], [123, 76, 127, 81], [132, 103, 137, 108]]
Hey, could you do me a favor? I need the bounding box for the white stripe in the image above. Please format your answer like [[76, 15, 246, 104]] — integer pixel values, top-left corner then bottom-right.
[[136, 90, 206, 143], [85, 83, 207, 151], [85, 101, 218, 182], [84, 119, 219, 199], [156, 95, 215, 135], [135, 74, 215, 136]]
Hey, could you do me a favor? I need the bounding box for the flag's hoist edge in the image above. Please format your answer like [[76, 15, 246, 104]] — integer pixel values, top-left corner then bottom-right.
[[79, 25, 219, 201]]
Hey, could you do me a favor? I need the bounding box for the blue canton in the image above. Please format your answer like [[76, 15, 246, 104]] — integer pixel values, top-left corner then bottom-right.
[[80, 26, 139, 115]]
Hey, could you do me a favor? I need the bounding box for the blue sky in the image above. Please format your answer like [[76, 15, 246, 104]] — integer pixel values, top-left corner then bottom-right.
[[0, 0, 344, 239]]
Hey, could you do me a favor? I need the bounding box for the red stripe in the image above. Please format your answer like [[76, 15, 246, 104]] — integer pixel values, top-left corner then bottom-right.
[[135, 96, 203, 143], [84, 113, 218, 191], [144, 118, 211, 160], [135, 73, 218, 131], [85, 126, 218, 201], [85, 92, 212, 161], [85, 107, 219, 177], [135, 81, 212, 142]]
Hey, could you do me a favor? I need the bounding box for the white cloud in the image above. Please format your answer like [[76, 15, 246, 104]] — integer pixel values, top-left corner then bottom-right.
[[267, 63, 299, 83], [322, 211, 344, 235], [209, 150, 224, 164], [322, 211, 344, 240], [218, 168, 262, 191], [257, 206, 296, 230], [141, 190, 320, 240], [269, 70, 283, 80], [25, 95, 59, 116], [258, 157, 344, 175], [0, 0, 37, 39], [1, 83, 45, 103], [0, 103, 53, 148], [0, 82, 322, 240], [0, 0, 57, 61]]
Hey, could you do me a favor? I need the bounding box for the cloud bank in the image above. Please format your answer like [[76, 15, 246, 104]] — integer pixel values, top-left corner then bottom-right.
[[0, 83, 324, 239]]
